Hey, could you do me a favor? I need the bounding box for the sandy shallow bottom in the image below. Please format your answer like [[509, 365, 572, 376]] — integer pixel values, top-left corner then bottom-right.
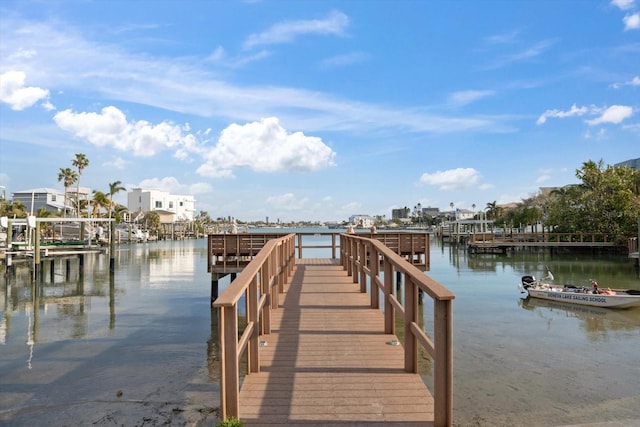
[[1, 358, 220, 427]]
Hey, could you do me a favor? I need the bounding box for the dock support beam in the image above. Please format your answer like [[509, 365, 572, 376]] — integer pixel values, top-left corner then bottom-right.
[[211, 273, 232, 303], [109, 222, 116, 274], [34, 221, 41, 282]]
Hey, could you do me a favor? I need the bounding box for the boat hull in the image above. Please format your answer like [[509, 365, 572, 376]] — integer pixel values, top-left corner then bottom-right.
[[526, 288, 640, 309]]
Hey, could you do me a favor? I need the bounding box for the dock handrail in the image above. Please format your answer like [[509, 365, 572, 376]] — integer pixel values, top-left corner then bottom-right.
[[211, 233, 296, 420], [207, 231, 430, 273], [341, 233, 455, 427]]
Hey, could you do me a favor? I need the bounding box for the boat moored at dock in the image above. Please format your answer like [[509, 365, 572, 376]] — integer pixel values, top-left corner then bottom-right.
[[520, 270, 640, 309]]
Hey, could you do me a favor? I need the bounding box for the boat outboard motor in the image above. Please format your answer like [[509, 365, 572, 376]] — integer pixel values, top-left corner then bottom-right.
[[521, 275, 536, 289]]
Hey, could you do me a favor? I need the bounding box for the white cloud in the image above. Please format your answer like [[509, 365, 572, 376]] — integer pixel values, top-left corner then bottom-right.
[[612, 75, 640, 88], [196, 117, 336, 178], [483, 39, 556, 70], [585, 105, 633, 125], [536, 174, 551, 183], [53, 106, 197, 157], [536, 104, 588, 125], [341, 201, 361, 212], [419, 168, 481, 190], [103, 156, 128, 170], [266, 193, 308, 211], [484, 29, 522, 45], [0, 19, 510, 138], [611, 0, 635, 10], [623, 13, 640, 30], [243, 10, 349, 50], [478, 183, 495, 190], [538, 104, 634, 126], [0, 70, 49, 110], [137, 176, 212, 195], [448, 90, 495, 106], [584, 128, 608, 139], [320, 52, 369, 68], [622, 122, 640, 132]]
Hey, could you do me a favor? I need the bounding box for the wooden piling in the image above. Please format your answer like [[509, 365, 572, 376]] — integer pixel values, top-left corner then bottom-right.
[[109, 221, 115, 274]]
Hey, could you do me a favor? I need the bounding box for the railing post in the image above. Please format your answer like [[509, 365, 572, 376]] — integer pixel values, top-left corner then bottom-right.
[[261, 263, 271, 333], [359, 240, 366, 291], [278, 242, 285, 294], [288, 235, 295, 277], [404, 277, 418, 374], [248, 276, 260, 374], [345, 236, 353, 274], [384, 259, 394, 334], [434, 299, 453, 427], [354, 239, 361, 284], [270, 248, 279, 309], [219, 305, 240, 420], [370, 245, 379, 309], [297, 233, 303, 259], [353, 237, 358, 278], [332, 233, 337, 259]]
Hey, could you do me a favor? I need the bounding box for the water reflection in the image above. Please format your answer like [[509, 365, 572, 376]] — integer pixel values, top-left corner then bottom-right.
[[2, 236, 639, 426], [0, 241, 221, 425], [2, 258, 107, 344], [445, 241, 640, 289], [519, 296, 640, 337]]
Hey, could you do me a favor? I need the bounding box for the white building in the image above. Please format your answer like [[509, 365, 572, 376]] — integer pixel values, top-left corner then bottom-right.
[[127, 188, 195, 222], [349, 214, 375, 229]]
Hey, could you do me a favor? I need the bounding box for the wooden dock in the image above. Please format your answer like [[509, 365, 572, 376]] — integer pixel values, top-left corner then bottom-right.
[[212, 233, 453, 426], [238, 259, 435, 426], [465, 232, 621, 254]]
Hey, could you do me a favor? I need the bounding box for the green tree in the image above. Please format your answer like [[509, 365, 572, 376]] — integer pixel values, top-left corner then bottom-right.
[[72, 153, 89, 218], [546, 159, 640, 242], [58, 167, 78, 217], [108, 181, 126, 219], [142, 211, 161, 235], [0, 200, 28, 218]]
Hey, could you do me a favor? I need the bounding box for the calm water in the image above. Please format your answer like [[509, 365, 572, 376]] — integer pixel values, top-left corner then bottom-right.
[[1, 231, 639, 426]]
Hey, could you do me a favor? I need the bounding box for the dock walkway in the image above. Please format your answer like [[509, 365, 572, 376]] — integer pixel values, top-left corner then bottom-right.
[[239, 258, 434, 426]]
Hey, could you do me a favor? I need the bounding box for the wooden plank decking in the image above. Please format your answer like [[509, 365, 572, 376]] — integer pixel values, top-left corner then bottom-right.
[[238, 258, 435, 426]]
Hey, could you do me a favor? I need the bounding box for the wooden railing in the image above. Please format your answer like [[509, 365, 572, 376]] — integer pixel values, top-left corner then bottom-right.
[[211, 233, 296, 420], [341, 233, 455, 427], [469, 232, 618, 246], [208, 231, 430, 272]]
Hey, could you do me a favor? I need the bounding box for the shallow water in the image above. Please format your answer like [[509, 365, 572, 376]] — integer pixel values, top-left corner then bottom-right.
[[1, 240, 221, 426], [426, 243, 640, 426], [1, 233, 639, 426]]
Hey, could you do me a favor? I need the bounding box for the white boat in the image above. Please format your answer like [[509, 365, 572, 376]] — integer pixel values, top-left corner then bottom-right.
[[520, 270, 640, 309]]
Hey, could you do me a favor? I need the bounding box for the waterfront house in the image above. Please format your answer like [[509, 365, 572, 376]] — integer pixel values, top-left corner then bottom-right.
[[11, 188, 67, 215], [127, 188, 195, 222], [349, 214, 375, 228]]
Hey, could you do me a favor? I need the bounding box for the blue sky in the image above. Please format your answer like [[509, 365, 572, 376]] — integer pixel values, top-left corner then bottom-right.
[[0, 0, 638, 222]]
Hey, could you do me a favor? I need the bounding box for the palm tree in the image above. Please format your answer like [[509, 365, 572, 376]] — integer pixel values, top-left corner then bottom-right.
[[485, 201, 498, 220], [72, 153, 89, 218], [108, 181, 126, 219], [91, 190, 110, 218], [58, 167, 78, 218], [113, 204, 129, 223]]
